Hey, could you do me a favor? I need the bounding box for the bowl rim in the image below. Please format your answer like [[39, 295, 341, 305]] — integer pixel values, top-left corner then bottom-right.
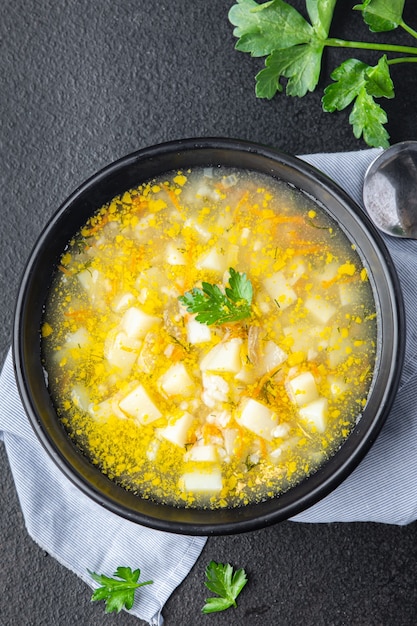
[[13, 137, 406, 535]]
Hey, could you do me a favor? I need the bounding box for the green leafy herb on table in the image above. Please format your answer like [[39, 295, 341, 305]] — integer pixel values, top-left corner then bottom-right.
[[88, 566, 153, 614], [202, 561, 248, 613], [228, 0, 417, 147], [178, 267, 253, 325]]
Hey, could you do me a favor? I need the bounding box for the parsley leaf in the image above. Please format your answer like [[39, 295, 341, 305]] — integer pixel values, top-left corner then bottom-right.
[[202, 561, 248, 614], [178, 267, 253, 326], [232, 0, 332, 99], [365, 55, 394, 98], [229, 0, 314, 57], [306, 0, 338, 39], [353, 0, 405, 32], [229, 0, 417, 147], [88, 566, 153, 614], [322, 58, 369, 112], [256, 42, 324, 98], [349, 86, 390, 148], [322, 56, 392, 147]]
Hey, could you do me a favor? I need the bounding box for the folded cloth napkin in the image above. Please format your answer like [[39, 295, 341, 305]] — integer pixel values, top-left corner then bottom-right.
[[2, 148, 417, 624]]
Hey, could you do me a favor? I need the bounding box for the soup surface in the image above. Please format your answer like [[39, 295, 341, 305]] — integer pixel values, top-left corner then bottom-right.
[[42, 167, 377, 508]]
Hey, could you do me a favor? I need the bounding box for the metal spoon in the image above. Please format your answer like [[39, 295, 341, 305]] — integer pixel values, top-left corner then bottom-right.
[[363, 140, 417, 239]]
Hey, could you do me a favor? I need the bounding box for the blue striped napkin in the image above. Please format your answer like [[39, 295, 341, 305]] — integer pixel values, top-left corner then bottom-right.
[[1, 149, 417, 624]]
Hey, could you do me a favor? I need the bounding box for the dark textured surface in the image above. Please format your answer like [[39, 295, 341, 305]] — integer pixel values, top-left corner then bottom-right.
[[2, 1, 417, 625]]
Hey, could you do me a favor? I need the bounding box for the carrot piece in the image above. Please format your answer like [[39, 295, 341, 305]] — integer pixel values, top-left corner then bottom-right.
[[84, 214, 110, 236], [322, 274, 358, 289], [132, 197, 149, 213], [250, 364, 282, 399], [259, 437, 268, 460], [170, 343, 187, 362], [64, 309, 89, 322], [163, 183, 183, 213], [231, 190, 250, 222], [58, 264, 72, 275], [202, 423, 223, 444]]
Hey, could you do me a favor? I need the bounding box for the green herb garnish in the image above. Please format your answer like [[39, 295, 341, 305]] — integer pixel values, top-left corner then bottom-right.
[[202, 561, 248, 614], [228, 0, 417, 147], [88, 566, 153, 614], [178, 267, 253, 325]]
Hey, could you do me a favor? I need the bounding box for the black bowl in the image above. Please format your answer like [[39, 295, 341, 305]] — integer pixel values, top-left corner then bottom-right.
[[13, 138, 405, 535]]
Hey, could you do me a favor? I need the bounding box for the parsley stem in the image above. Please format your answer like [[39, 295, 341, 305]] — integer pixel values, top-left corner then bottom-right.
[[401, 21, 417, 41], [388, 56, 417, 65], [325, 38, 417, 56]]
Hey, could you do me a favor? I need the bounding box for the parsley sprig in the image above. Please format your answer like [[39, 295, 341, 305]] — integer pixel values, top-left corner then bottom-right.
[[178, 267, 253, 326], [229, 0, 417, 147], [88, 566, 153, 614], [202, 561, 248, 614]]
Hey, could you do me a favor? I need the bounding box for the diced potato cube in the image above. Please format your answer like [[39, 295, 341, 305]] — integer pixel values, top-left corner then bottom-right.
[[111, 292, 136, 313], [181, 469, 223, 493], [299, 397, 328, 432], [257, 340, 287, 376], [327, 339, 353, 369], [135, 267, 166, 292], [236, 398, 278, 441], [287, 371, 319, 407], [158, 363, 195, 397], [287, 258, 306, 285], [184, 217, 211, 242], [339, 283, 362, 307], [263, 271, 297, 310], [196, 248, 227, 274], [134, 213, 156, 237], [318, 261, 339, 283], [104, 330, 140, 374], [65, 327, 89, 349], [327, 327, 353, 368], [186, 317, 212, 344], [195, 182, 219, 201], [70, 385, 90, 412], [305, 296, 336, 324], [159, 411, 194, 447], [121, 306, 161, 339], [187, 444, 219, 462], [77, 268, 101, 292], [89, 396, 127, 422], [283, 324, 327, 355], [255, 291, 273, 315], [235, 363, 257, 384], [200, 338, 243, 374], [166, 242, 187, 266], [328, 376, 349, 397], [119, 383, 162, 424], [77, 268, 111, 302], [89, 398, 113, 422]]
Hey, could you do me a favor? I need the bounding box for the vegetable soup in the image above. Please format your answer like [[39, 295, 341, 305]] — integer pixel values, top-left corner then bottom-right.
[[42, 167, 377, 509]]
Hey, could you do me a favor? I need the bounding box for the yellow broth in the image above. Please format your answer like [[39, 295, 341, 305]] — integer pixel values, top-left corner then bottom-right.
[[42, 167, 377, 509]]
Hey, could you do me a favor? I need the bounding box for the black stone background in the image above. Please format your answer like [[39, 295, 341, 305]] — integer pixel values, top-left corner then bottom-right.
[[2, 1, 417, 625]]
